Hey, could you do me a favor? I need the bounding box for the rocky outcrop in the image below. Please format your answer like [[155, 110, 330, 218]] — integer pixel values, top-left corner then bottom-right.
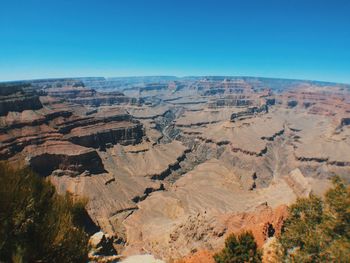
[[0, 94, 144, 159], [230, 104, 268, 122], [110, 140, 188, 179], [295, 155, 350, 167], [221, 204, 289, 247], [89, 231, 117, 256], [279, 86, 350, 119], [69, 95, 141, 107], [176, 204, 288, 263], [56, 110, 132, 134], [140, 83, 168, 93], [24, 141, 105, 176], [45, 86, 96, 98], [261, 129, 285, 141], [46, 86, 142, 106], [0, 131, 62, 160], [231, 146, 267, 157], [66, 121, 144, 148], [150, 149, 190, 180], [0, 110, 65, 159], [0, 83, 42, 116], [122, 159, 300, 260], [0, 95, 42, 116], [132, 184, 165, 203], [208, 97, 252, 108], [284, 169, 311, 198], [203, 88, 225, 96], [0, 110, 72, 132], [196, 78, 253, 96], [1, 77, 349, 262]]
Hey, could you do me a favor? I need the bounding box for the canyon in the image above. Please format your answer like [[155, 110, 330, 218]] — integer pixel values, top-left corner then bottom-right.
[[0, 76, 349, 262]]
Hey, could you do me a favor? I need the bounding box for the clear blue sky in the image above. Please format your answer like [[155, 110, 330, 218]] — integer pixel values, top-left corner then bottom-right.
[[1, 0, 349, 83]]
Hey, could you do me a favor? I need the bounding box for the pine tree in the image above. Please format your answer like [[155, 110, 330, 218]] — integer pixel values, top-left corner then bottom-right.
[[214, 231, 262, 263], [278, 176, 350, 262]]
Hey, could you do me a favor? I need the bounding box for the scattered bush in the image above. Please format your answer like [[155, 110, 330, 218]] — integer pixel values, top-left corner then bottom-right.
[[214, 231, 262, 263], [278, 176, 350, 262], [0, 162, 89, 263]]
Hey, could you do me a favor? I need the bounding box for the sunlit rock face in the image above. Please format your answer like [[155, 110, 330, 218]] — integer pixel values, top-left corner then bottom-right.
[[0, 83, 42, 116], [0, 77, 349, 261]]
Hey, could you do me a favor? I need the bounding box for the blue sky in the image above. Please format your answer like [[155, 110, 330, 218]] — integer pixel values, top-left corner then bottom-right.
[[0, 0, 349, 83]]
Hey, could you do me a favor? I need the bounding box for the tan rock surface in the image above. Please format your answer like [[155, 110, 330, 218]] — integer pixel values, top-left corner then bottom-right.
[[122, 159, 299, 260], [110, 141, 187, 178], [1, 78, 349, 262]]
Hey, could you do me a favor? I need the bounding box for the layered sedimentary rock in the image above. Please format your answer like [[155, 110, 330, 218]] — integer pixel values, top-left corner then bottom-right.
[[66, 121, 144, 148], [0, 108, 144, 161], [23, 141, 105, 176], [122, 159, 300, 260], [0, 94, 42, 116], [46, 85, 142, 106], [284, 168, 312, 197], [0, 109, 65, 159], [140, 83, 169, 93], [111, 141, 188, 179], [208, 97, 252, 108], [0, 83, 42, 116], [49, 143, 188, 235], [177, 205, 288, 263], [0, 76, 349, 262], [69, 94, 142, 106], [279, 84, 350, 119], [196, 78, 253, 95], [230, 104, 268, 122], [45, 86, 97, 98], [0, 84, 145, 172]]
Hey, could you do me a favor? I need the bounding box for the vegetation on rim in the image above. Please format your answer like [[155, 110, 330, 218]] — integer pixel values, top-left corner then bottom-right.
[[214, 231, 262, 263], [277, 176, 350, 262], [0, 162, 89, 263], [214, 176, 350, 263], [0, 160, 349, 263]]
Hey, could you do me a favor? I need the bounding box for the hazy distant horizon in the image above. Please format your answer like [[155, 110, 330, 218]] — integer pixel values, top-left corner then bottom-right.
[[1, 0, 350, 83], [1, 74, 350, 86]]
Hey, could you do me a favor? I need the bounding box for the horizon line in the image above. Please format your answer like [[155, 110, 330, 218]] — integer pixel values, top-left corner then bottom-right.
[[1, 74, 350, 86]]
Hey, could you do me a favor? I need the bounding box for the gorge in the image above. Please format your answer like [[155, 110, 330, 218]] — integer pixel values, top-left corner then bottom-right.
[[0, 76, 349, 262]]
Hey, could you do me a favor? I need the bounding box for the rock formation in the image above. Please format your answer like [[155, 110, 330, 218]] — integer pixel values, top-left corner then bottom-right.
[[0, 76, 349, 262], [0, 83, 42, 116], [24, 141, 105, 176]]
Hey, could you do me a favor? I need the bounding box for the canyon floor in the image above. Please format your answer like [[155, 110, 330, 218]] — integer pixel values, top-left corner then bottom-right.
[[0, 76, 349, 262]]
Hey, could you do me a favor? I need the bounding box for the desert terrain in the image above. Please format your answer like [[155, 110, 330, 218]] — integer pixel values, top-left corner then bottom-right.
[[0, 76, 349, 261]]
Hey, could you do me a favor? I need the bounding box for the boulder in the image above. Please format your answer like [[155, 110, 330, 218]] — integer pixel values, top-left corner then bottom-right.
[[89, 231, 117, 256]]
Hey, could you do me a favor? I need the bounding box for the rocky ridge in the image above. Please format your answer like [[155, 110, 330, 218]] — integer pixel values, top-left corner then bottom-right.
[[0, 77, 349, 262]]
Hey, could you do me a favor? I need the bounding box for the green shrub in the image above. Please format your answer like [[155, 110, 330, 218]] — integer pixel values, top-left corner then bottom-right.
[[278, 176, 350, 262], [214, 231, 262, 263], [0, 162, 89, 263]]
